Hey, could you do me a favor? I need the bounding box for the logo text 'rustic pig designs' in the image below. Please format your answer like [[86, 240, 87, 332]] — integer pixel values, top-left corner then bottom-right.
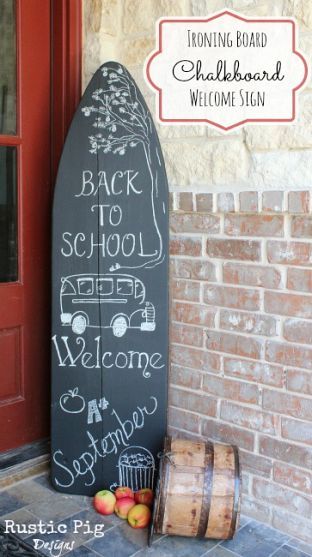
[[51, 62, 169, 494]]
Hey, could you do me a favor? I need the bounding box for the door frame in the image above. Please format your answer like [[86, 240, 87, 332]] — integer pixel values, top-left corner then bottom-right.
[[0, 0, 82, 461], [52, 0, 82, 181]]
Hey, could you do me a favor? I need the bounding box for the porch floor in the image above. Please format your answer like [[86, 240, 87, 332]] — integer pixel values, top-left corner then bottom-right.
[[0, 474, 310, 557]]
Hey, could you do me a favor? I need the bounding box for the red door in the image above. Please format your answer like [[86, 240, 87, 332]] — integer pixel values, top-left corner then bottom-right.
[[0, 0, 51, 451]]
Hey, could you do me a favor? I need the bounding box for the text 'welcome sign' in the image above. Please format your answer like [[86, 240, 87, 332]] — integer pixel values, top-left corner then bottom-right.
[[146, 10, 308, 131], [52, 62, 169, 495]]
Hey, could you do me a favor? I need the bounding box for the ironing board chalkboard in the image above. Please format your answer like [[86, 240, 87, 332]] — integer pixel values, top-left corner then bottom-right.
[[51, 62, 169, 495]]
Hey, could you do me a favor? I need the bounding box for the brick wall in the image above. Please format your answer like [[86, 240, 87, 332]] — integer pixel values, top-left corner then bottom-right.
[[82, 0, 312, 543], [168, 190, 312, 542]]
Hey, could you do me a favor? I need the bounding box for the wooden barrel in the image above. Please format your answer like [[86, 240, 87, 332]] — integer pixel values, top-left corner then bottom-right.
[[150, 436, 241, 543]]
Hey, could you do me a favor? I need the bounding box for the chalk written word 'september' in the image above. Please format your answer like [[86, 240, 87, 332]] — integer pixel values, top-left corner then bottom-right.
[[51, 62, 169, 494]]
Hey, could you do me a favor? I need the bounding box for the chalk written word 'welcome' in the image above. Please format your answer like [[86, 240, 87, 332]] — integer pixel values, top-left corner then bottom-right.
[[145, 11, 308, 130], [52, 335, 165, 378]]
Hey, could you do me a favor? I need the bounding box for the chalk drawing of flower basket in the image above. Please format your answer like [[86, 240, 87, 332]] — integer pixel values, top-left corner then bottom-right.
[[60, 273, 156, 337], [118, 446, 155, 491]]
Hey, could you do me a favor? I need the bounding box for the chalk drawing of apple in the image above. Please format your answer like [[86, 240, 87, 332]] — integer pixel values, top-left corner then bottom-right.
[[60, 387, 85, 414]]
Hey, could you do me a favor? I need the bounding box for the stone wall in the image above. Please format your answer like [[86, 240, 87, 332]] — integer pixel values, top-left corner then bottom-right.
[[82, 0, 312, 543]]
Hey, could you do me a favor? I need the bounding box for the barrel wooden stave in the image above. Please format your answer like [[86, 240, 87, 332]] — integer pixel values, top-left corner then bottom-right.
[[163, 438, 208, 537], [165, 496, 202, 536], [153, 437, 240, 540]]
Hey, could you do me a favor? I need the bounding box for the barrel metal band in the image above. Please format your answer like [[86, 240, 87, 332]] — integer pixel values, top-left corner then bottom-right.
[[228, 445, 241, 539], [197, 441, 214, 538], [157, 435, 172, 534]]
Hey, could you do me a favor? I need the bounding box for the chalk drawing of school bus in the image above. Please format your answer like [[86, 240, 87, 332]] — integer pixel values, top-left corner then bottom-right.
[[60, 273, 156, 337]]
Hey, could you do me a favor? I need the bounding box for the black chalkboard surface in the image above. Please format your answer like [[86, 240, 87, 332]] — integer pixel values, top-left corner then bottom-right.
[[51, 62, 169, 495]]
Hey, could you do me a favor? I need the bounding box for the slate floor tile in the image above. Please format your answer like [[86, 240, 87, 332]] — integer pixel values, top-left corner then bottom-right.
[[238, 516, 251, 530], [85, 522, 147, 557], [26, 532, 76, 556], [25, 511, 110, 557], [33, 475, 93, 510], [26, 496, 84, 522], [149, 533, 166, 544], [272, 546, 312, 557], [0, 508, 39, 539], [0, 490, 25, 515], [220, 520, 289, 557], [5, 478, 55, 505], [60, 507, 120, 542], [33, 474, 56, 492], [129, 536, 173, 557], [2, 477, 310, 557], [288, 540, 312, 557], [130, 541, 181, 557], [138, 534, 219, 557], [66, 547, 102, 557], [205, 547, 241, 557], [65, 494, 92, 511], [133, 536, 219, 557], [25, 533, 79, 556], [23, 508, 110, 555]]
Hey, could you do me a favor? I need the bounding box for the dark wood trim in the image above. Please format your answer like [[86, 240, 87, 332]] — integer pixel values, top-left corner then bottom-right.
[[0, 439, 50, 470], [51, 0, 82, 182]]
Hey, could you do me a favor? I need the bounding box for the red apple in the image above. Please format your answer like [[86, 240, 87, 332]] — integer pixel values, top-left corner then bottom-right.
[[134, 488, 154, 507], [115, 486, 134, 500], [115, 497, 136, 519], [127, 504, 151, 529], [93, 490, 116, 515]]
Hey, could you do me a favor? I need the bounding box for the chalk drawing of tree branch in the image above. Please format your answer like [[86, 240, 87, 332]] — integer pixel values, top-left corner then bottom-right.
[[81, 63, 164, 271]]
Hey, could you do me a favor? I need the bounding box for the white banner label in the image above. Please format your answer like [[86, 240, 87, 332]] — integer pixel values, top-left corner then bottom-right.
[[145, 11, 308, 132]]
